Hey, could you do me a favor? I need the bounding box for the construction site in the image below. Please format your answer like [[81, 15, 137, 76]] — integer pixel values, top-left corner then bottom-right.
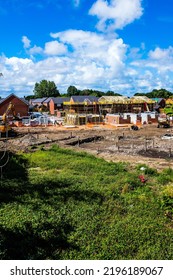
[[1, 93, 173, 171], [0, 122, 172, 171]]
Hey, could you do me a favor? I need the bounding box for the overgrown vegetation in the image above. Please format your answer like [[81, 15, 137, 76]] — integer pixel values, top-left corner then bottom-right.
[[0, 145, 173, 259]]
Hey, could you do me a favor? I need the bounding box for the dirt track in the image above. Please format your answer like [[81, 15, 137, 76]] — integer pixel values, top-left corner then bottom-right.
[[2, 123, 173, 171]]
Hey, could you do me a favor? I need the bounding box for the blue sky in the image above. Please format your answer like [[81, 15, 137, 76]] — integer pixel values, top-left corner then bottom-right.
[[0, 0, 173, 97]]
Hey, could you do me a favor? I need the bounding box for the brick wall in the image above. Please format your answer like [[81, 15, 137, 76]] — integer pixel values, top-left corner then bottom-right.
[[49, 99, 55, 114], [0, 95, 28, 117], [106, 114, 131, 125]]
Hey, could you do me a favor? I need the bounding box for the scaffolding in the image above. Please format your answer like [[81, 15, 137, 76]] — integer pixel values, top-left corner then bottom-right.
[[65, 113, 104, 126], [63, 96, 155, 117]]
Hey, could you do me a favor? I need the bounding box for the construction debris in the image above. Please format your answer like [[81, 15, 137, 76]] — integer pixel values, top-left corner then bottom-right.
[[0, 123, 172, 172]]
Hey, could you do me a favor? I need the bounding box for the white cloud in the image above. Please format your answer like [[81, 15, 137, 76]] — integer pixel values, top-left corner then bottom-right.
[[126, 45, 173, 92], [2, 29, 173, 97], [0, 56, 35, 96], [130, 46, 173, 74], [22, 36, 31, 48], [5, 57, 33, 70], [50, 29, 127, 76], [29, 45, 43, 55], [50, 29, 108, 47], [44, 41, 67, 56], [0, 30, 128, 95], [1, 1, 164, 97], [89, 0, 143, 31], [149, 47, 173, 60]]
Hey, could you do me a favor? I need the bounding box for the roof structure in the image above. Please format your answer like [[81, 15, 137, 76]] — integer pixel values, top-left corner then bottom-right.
[[151, 98, 164, 102], [130, 96, 155, 104], [99, 96, 129, 104], [166, 98, 173, 105], [71, 96, 99, 103], [0, 93, 29, 106], [20, 98, 29, 105], [31, 98, 48, 103], [98, 95, 155, 104], [51, 97, 70, 104], [43, 97, 52, 103]]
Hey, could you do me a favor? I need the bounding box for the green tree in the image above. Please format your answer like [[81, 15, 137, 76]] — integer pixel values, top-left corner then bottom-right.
[[134, 93, 146, 96], [105, 91, 122, 96], [24, 95, 35, 101], [81, 89, 105, 97], [67, 85, 80, 96], [146, 88, 173, 98], [33, 80, 60, 98], [81, 89, 93, 95]]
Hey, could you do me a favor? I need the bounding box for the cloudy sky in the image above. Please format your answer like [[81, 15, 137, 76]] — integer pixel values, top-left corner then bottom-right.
[[0, 0, 173, 97]]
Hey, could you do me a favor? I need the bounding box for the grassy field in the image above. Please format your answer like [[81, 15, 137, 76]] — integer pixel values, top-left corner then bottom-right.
[[0, 144, 173, 260]]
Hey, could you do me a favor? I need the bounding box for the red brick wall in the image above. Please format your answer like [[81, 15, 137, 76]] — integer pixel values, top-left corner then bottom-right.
[[105, 115, 120, 124], [106, 115, 131, 124], [49, 99, 55, 115], [0, 95, 28, 117], [119, 116, 131, 124]]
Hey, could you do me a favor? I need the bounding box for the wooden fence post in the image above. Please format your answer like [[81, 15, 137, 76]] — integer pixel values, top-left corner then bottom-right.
[[168, 148, 172, 157]]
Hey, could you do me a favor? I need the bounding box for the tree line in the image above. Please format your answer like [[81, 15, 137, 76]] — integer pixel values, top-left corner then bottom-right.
[[134, 88, 173, 99], [25, 80, 173, 100]]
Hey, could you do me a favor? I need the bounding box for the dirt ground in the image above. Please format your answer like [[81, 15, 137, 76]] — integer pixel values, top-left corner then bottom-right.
[[1, 123, 173, 171]]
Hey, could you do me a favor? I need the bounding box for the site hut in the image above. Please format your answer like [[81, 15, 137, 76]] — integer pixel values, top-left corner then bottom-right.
[[49, 97, 70, 116], [0, 93, 29, 117]]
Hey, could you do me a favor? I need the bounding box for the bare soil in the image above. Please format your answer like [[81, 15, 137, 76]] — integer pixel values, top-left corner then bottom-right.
[[2, 123, 173, 171]]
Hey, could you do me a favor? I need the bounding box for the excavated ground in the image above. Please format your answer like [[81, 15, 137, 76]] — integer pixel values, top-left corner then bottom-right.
[[1, 123, 173, 170]]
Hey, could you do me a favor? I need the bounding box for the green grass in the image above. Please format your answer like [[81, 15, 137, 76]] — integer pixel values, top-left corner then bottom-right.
[[0, 145, 173, 259]]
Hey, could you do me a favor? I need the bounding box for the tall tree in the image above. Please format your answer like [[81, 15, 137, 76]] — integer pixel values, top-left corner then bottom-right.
[[105, 91, 122, 96], [67, 85, 80, 96], [134, 93, 146, 96], [33, 80, 60, 98], [81, 89, 105, 97], [146, 88, 173, 98]]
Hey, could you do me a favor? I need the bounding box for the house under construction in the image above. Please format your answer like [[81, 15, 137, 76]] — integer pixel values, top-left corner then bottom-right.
[[98, 96, 155, 115], [63, 95, 154, 115], [63, 95, 155, 126], [63, 96, 99, 114], [65, 114, 103, 126]]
